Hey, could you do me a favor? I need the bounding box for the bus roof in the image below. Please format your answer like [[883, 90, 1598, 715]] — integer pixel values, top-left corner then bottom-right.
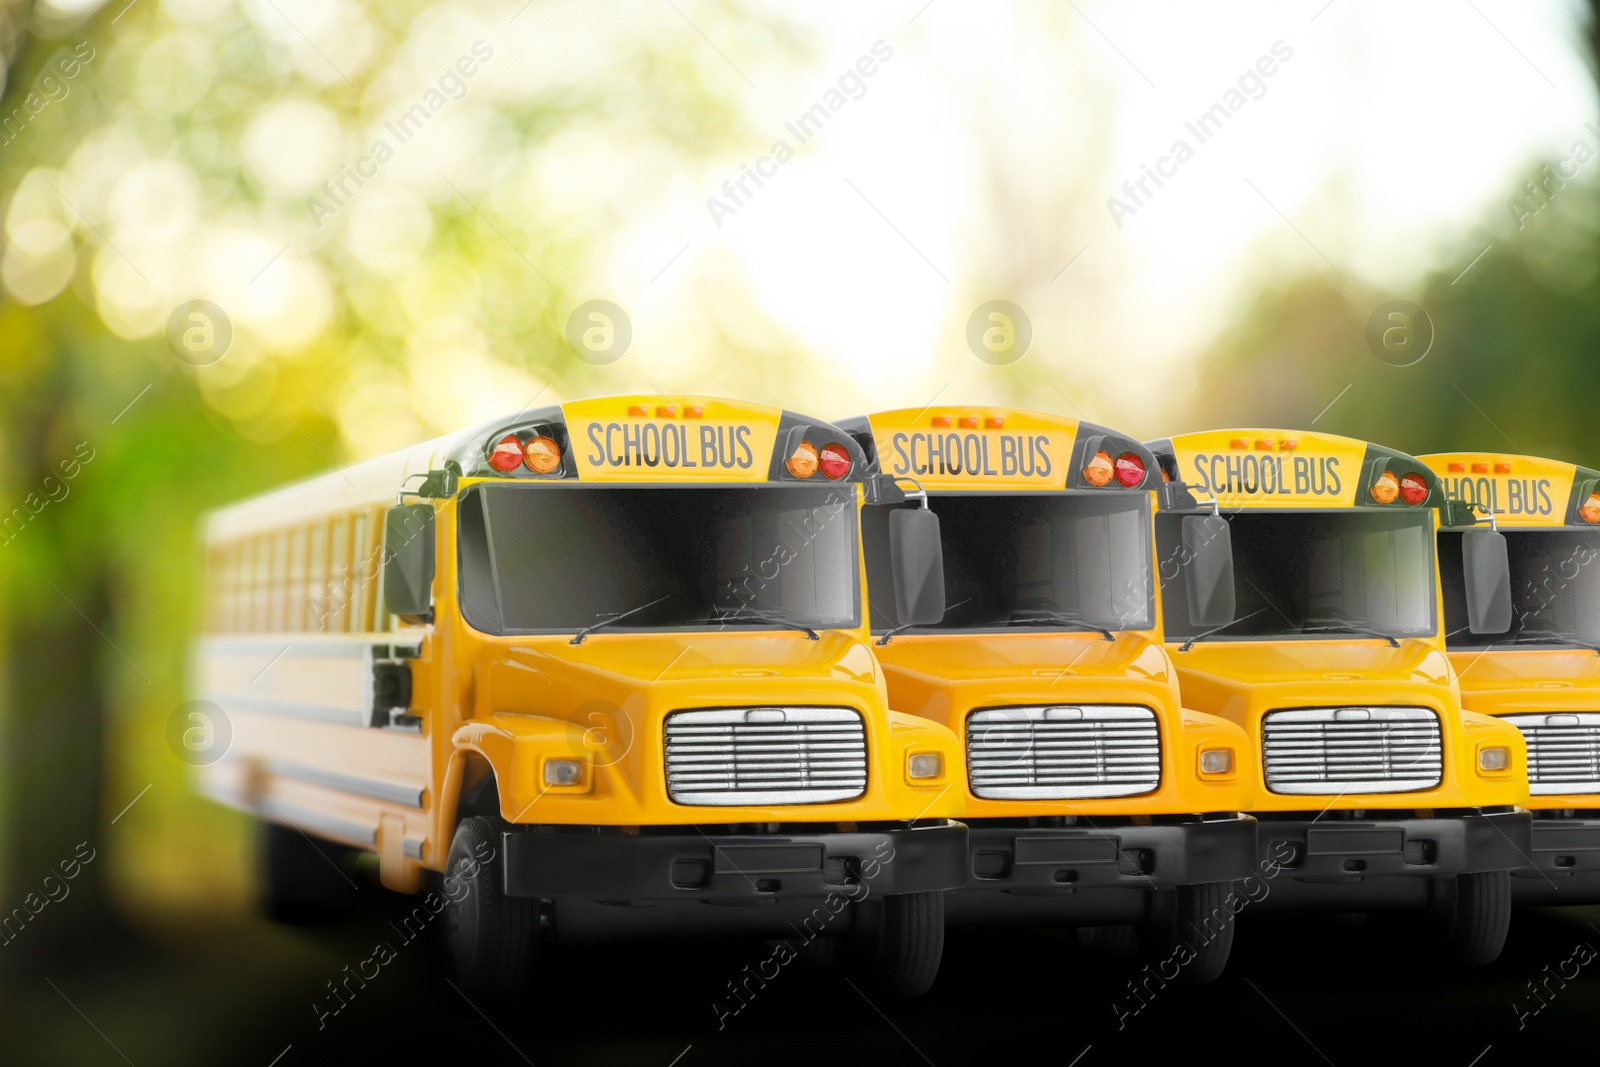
[[837, 406, 1158, 492], [1148, 428, 1448, 511], [1420, 452, 1600, 528], [206, 395, 867, 542]]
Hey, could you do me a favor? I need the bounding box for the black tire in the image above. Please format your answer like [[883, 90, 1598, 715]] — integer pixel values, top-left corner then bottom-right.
[[845, 891, 944, 1001], [442, 816, 540, 1004], [1138, 881, 1236, 986], [1434, 870, 1511, 967], [258, 820, 357, 924]]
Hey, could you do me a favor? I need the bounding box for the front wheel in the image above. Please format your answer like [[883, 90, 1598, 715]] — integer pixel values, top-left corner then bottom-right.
[[442, 816, 540, 1004], [844, 891, 945, 1001], [1433, 870, 1511, 967], [1138, 881, 1237, 986]]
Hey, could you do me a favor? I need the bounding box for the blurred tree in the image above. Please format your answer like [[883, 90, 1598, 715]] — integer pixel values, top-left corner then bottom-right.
[[0, 0, 794, 991], [1182, 1, 1600, 464]]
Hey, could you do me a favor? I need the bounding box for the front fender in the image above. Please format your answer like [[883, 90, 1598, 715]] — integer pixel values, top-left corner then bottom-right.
[[454, 715, 612, 823]]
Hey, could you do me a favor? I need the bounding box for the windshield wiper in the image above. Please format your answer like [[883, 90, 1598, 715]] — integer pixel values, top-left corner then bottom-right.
[[1296, 620, 1401, 648], [570, 595, 672, 645], [876, 597, 974, 646], [703, 609, 819, 640], [1176, 607, 1271, 653], [1513, 631, 1600, 656], [1005, 610, 1115, 642]]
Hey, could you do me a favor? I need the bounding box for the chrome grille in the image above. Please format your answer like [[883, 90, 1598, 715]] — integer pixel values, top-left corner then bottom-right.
[[1262, 707, 1442, 795], [1503, 713, 1600, 795], [966, 705, 1161, 800], [663, 707, 867, 805]]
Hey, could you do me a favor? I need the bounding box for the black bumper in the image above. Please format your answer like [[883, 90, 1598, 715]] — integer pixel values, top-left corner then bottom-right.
[[500, 821, 967, 902], [958, 815, 1257, 892], [1256, 808, 1532, 881], [1510, 815, 1600, 906]]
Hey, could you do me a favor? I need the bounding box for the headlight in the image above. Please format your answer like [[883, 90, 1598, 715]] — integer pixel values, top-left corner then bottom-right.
[[544, 758, 584, 786], [907, 752, 943, 780], [1199, 748, 1234, 775], [1478, 746, 1510, 772]]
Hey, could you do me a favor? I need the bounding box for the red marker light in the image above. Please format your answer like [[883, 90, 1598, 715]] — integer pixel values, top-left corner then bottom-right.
[[786, 441, 819, 479], [489, 434, 525, 472], [818, 443, 851, 480], [1399, 472, 1428, 505], [1114, 451, 1146, 487], [1083, 450, 1115, 487], [1370, 470, 1400, 504], [524, 435, 562, 474]]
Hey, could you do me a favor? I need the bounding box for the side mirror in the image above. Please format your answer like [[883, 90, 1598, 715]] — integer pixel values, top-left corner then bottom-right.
[[889, 508, 945, 627], [1462, 527, 1513, 634], [1182, 514, 1236, 629], [383, 504, 436, 619]]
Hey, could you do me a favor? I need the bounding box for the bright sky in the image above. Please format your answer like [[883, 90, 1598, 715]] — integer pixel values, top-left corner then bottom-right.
[[14, 0, 1596, 452], [613, 0, 1596, 433]]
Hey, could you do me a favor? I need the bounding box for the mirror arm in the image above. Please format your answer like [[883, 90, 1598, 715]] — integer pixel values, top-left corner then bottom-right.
[[1470, 501, 1499, 531], [1189, 496, 1223, 517], [891, 477, 931, 510]]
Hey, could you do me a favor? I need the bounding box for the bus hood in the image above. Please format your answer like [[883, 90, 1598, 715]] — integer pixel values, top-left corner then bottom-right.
[[1451, 647, 1600, 711], [1165, 638, 1455, 724], [472, 629, 884, 719], [871, 632, 1179, 732]]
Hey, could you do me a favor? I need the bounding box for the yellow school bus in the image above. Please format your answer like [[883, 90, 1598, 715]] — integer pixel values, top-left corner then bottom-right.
[[838, 408, 1256, 984], [195, 395, 966, 1001], [1146, 429, 1530, 965], [1423, 451, 1600, 906]]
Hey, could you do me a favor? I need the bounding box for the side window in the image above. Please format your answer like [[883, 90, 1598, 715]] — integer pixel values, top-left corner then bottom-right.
[[268, 530, 289, 632], [350, 512, 371, 632], [328, 517, 349, 633]]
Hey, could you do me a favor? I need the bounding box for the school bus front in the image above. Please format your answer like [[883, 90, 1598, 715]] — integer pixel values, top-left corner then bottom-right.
[[841, 408, 1256, 983], [1426, 451, 1600, 906], [1148, 429, 1530, 965], [196, 396, 964, 1001]]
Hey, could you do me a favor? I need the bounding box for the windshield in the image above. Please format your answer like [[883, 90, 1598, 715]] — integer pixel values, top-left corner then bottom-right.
[[457, 484, 859, 635], [862, 493, 1154, 632], [1156, 509, 1437, 641], [1440, 529, 1600, 648]]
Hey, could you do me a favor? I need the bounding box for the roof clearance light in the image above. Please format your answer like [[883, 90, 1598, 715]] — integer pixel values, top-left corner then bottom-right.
[[1581, 493, 1600, 524], [1471, 463, 1489, 474], [931, 416, 952, 427], [489, 434, 525, 472], [628, 404, 649, 417], [1114, 451, 1146, 487], [1495, 463, 1513, 474], [985, 417, 1004, 429], [684, 405, 704, 418], [1229, 439, 1249, 450], [959, 416, 979, 428], [1255, 439, 1274, 451], [1280, 440, 1298, 451], [1083, 449, 1116, 487], [818, 443, 851, 480], [1370, 469, 1400, 504], [786, 441, 819, 479], [524, 435, 562, 474], [1399, 472, 1429, 505], [656, 405, 677, 418]]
